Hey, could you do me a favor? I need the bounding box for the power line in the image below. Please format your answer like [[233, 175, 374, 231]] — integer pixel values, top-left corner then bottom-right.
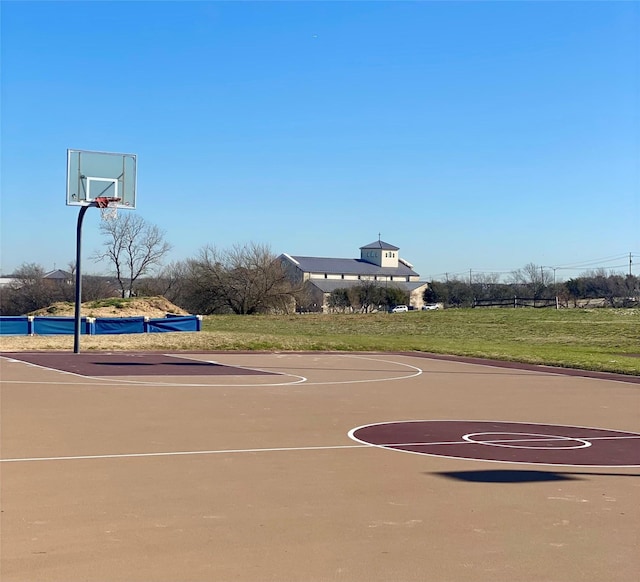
[[554, 256, 630, 269], [427, 253, 638, 282]]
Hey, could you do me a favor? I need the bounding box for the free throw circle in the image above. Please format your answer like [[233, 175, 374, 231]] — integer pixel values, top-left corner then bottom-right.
[[348, 420, 640, 466]]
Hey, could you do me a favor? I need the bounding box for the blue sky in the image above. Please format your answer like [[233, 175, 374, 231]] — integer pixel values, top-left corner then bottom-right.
[[2, 1, 638, 281]]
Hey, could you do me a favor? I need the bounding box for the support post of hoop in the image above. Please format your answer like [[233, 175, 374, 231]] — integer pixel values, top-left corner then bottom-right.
[[73, 205, 90, 354]]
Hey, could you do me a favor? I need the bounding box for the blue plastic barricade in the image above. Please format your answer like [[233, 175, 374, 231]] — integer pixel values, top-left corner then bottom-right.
[[2, 314, 201, 336], [33, 316, 91, 335], [94, 316, 145, 335], [146, 315, 201, 333], [0, 316, 31, 335]]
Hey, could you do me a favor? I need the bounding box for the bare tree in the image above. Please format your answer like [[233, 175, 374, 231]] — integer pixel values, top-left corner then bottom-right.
[[82, 275, 120, 300], [293, 282, 322, 313], [510, 263, 554, 299], [328, 288, 352, 313], [92, 214, 172, 298], [185, 242, 296, 314], [67, 260, 121, 300], [136, 260, 191, 304], [1, 263, 56, 315], [347, 281, 385, 313]]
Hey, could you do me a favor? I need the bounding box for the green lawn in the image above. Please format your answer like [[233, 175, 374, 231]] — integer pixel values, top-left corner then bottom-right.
[[201, 308, 640, 375]]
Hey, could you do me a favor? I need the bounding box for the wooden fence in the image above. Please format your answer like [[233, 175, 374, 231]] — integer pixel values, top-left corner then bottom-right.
[[473, 297, 559, 309]]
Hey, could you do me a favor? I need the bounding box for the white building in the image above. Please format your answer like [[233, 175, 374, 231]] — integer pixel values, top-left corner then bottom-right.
[[280, 239, 429, 312]]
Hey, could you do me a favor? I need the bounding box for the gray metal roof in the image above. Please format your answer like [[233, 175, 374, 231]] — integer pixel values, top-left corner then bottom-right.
[[308, 279, 428, 293], [288, 256, 419, 278], [43, 269, 72, 280], [360, 239, 399, 251]]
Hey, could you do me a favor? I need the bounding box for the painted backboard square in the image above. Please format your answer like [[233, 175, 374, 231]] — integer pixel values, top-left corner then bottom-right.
[[66, 149, 136, 208]]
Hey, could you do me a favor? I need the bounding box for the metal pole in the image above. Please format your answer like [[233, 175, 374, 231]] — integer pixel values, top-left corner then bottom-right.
[[73, 205, 90, 353]]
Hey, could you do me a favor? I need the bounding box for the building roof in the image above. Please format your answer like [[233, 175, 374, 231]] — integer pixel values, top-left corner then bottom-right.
[[360, 239, 399, 251], [287, 256, 419, 278], [308, 279, 428, 293], [43, 269, 73, 280]]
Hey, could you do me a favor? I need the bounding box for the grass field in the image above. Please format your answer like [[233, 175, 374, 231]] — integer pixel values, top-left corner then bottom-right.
[[200, 308, 640, 375], [2, 308, 638, 376]]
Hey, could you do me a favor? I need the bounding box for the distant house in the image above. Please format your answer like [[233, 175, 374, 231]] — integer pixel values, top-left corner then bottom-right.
[[43, 269, 73, 285], [279, 239, 429, 312], [0, 269, 73, 289]]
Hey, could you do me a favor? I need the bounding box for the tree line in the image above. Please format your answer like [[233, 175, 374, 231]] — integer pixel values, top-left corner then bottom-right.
[[425, 263, 640, 308], [1, 216, 638, 315], [0, 215, 300, 316], [0, 244, 298, 316], [325, 282, 409, 313]]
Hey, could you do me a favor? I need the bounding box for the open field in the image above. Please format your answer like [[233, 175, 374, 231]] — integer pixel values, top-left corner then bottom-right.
[[1, 308, 638, 376]]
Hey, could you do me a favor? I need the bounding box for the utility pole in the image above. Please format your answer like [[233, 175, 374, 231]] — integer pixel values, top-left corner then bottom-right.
[[630, 252, 633, 276]]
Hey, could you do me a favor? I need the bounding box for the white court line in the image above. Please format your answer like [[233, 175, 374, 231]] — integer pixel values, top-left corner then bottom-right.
[[0, 354, 308, 387], [2, 435, 638, 464], [370, 435, 640, 448], [0, 378, 308, 388], [0, 353, 422, 388], [350, 429, 640, 467], [0, 444, 370, 463], [461, 432, 593, 449], [348, 419, 640, 439]]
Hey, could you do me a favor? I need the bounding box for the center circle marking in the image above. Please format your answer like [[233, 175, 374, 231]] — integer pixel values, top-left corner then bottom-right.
[[462, 432, 592, 450], [347, 420, 640, 466]]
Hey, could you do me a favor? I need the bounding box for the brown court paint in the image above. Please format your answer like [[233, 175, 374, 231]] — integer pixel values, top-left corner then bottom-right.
[[1, 351, 638, 582]]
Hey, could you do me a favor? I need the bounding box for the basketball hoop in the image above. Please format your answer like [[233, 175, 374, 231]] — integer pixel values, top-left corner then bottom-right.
[[94, 196, 121, 221]]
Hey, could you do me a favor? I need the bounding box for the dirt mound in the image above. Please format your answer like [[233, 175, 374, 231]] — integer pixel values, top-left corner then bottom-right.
[[30, 296, 189, 318]]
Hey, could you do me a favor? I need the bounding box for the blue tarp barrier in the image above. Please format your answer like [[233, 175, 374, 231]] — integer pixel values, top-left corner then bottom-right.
[[94, 316, 145, 335], [1, 314, 201, 336], [33, 316, 92, 335], [0, 316, 31, 335], [146, 315, 201, 333]]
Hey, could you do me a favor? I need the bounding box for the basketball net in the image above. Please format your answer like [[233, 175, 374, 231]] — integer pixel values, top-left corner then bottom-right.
[[94, 197, 121, 221]]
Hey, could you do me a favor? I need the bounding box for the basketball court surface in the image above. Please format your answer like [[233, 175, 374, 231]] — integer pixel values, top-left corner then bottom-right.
[[1, 351, 639, 581]]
